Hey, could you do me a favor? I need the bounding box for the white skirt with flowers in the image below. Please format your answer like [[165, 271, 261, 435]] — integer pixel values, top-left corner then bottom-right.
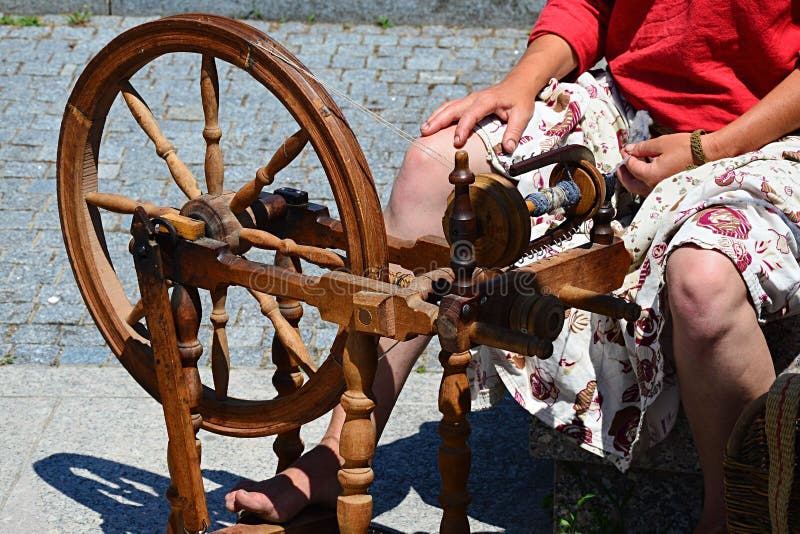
[[470, 70, 800, 470]]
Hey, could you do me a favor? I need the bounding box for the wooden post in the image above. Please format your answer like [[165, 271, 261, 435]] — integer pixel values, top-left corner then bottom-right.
[[337, 328, 379, 534], [437, 349, 472, 534], [130, 211, 209, 533], [437, 150, 478, 533], [590, 201, 615, 245], [168, 284, 206, 533]]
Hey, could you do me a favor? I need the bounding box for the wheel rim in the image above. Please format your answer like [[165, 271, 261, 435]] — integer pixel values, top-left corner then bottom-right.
[[57, 14, 388, 437]]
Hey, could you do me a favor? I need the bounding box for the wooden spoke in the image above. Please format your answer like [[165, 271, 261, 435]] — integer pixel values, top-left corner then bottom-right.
[[85, 191, 179, 217], [228, 129, 309, 213], [239, 227, 345, 270], [200, 55, 224, 195], [248, 288, 318, 375], [126, 298, 146, 326], [120, 80, 202, 200], [209, 287, 230, 401]]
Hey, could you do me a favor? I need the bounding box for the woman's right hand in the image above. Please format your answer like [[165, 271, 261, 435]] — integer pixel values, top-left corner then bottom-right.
[[419, 74, 540, 154], [419, 34, 579, 154]]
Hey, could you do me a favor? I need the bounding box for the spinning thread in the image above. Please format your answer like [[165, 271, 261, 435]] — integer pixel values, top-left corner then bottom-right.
[[525, 180, 581, 216], [263, 45, 455, 169]]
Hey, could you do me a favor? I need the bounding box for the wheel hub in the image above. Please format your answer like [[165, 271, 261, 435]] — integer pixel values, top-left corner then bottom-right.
[[180, 192, 249, 254]]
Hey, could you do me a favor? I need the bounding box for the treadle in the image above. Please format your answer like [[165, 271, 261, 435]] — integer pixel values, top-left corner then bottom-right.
[[211, 506, 337, 533], [211, 507, 397, 533]]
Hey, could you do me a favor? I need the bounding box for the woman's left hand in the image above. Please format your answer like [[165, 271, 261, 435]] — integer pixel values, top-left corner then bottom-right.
[[616, 133, 695, 196]]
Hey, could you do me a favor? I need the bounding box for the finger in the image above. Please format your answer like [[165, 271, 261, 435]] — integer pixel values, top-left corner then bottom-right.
[[232, 479, 258, 492], [501, 106, 533, 154], [421, 101, 459, 136], [625, 138, 662, 158], [616, 165, 651, 196], [454, 112, 483, 147], [453, 104, 497, 147], [624, 155, 660, 184]]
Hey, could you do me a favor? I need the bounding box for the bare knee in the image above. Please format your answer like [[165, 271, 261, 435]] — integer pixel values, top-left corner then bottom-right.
[[385, 129, 488, 240], [665, 246, 751, 343]]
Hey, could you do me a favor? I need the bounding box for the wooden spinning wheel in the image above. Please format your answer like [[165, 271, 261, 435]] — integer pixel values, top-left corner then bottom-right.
[[58, 13, 642, 534], [57, 14, 386, 438]]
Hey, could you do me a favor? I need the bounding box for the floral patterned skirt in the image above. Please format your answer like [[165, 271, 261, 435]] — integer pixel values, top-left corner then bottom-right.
[[471, 71, 800, 470]]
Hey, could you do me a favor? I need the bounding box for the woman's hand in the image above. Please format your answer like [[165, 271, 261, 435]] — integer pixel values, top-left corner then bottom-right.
[[418, 34, 579, 153], [619, 69, 800, 197], [420, 76, 539, 153], [616, 133, 696, 196]]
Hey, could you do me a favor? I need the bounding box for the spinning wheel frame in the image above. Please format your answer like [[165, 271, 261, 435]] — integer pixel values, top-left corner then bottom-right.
[[57, 14, 388, 438]]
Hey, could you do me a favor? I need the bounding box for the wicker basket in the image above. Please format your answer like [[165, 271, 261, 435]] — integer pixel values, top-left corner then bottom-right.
[[724, 371, 800, 533]]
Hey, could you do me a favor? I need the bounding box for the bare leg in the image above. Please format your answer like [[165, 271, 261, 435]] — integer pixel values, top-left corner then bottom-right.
[[225, 128, 490, 522], [666, 246, 775, 533]]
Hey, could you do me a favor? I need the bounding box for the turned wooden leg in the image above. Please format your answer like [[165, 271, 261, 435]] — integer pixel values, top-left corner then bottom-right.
[[272, 254, 306, 472], [167, 283, 209, 533], [337, 329, 379, 534], [438, 349, 472, 534]]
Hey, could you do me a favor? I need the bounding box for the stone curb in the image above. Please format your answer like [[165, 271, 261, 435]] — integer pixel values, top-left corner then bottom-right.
[[1, 0, 545, 28]]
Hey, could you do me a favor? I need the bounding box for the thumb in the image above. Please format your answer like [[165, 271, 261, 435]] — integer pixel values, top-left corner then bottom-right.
[[625, 138, 660, 158]]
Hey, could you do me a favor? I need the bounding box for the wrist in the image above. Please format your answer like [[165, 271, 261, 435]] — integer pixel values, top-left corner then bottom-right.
[[701, 129, 741, 162], [502, 68, 547, 101]]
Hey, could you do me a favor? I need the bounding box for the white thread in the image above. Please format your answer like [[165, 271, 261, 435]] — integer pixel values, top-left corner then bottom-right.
[[264, 46, 454, 169]]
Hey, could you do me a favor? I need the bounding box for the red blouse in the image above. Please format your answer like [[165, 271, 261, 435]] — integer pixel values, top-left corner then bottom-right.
[[530, 0, 800, 132]]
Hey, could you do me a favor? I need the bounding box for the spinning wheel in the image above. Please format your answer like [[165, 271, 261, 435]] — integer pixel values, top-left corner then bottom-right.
[[58, 14, 386, 438], [59, 14, 640, 534]]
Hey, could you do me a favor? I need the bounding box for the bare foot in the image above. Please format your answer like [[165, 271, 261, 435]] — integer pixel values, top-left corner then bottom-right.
[[224, 443, 342, 523]]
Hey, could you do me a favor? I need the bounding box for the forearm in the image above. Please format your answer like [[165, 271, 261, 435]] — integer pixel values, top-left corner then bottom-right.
[[503, 34, 579, 96], [705, 69, 800, 160]]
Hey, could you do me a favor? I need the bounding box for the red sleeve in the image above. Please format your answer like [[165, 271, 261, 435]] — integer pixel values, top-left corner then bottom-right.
[[529, 0, 614, 76]]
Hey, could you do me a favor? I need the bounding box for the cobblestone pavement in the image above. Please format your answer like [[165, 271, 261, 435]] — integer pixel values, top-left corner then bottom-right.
[[0, 15, 529, 369]]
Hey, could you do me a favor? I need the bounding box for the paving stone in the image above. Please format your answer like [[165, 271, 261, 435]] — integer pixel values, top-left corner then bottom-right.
[[59, 325, 106, 347], [10, 323, 60, 344], [58, 345, 112, 365], [11, 343, 59, 364], [0, 302, 34, 324], [0, 397, 57, 508], [30, 300, 85, 324]]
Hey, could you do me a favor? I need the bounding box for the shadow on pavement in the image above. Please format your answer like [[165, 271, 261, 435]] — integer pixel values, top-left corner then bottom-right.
[[372, 395, 553, 533], [34, 397, 551, 533], [33, 453, 240, 532]]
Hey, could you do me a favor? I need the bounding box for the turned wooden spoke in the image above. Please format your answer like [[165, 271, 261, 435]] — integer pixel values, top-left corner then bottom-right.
[[239, 227, 345, 270], [85, 191, 178, 217], [200, 55, 224, 195], [228, 129, 309, 213], [209, 287, 230, 400], [270, 252, 307, 471], [120, 80, 202, 200], [248, 288, 318, 375], [126, 298, 145, 325]]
